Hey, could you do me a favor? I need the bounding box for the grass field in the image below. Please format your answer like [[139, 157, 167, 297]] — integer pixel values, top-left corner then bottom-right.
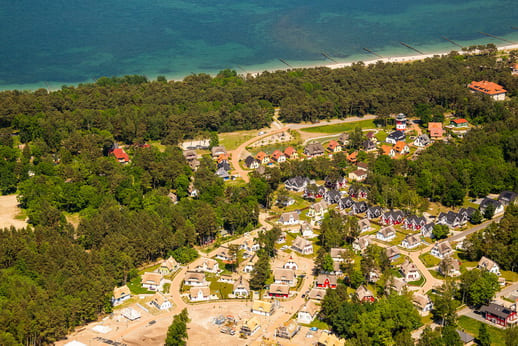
[[457, 316, 505, 345], [301, 119, 376, 133], [419, 253, 441, 268], [219, 130, 258, 150]]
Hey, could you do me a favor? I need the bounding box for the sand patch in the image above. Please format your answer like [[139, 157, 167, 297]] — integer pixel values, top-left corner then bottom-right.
[[0, 194, 28, 229]]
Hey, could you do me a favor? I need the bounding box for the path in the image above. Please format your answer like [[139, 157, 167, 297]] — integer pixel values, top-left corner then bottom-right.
[[286, 114, 377, 130], [0, 194, 27, 229]]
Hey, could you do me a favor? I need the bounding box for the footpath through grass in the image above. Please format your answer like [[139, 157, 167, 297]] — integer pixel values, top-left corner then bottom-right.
[[301, 119, 376, 133]]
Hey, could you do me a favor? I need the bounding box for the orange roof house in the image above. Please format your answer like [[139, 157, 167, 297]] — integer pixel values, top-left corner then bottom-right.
[[428, 122, 443, 139], [217, 153, 229, 163], [111, 148, 130, 163], [393, 141, 409, 154], [256, 152, 269, 164], [450, 118, 469, 128], [468, 81, 507, 100], [327, 140, 341, 152], [347, 151, 358, 163], [271, 150, 286, 162], [381, 145, 394, 157], [284, 147, 297, 158]]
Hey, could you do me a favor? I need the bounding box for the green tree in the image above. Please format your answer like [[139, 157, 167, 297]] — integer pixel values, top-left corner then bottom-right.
[[458, 269, 499, 307], [417, 326, 444, 346], [165, 308, 189, 346], [478, 322, 491, 346], [441, 325, 462, 346], [470, 209, 482, 224], [432, 224, 449, 240], [504, 325, 518, 346], [228, 244, 242, 272], [483, 204, 496, 219], [431, 280, 460, 326], [250, 255, 270, 290]]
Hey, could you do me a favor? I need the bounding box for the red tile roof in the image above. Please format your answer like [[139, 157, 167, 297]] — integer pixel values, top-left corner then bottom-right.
[[271, 150, 284, 160], [284, 147, 296, 156], [347, 151, 358, 162], [327, 140, 339, 150], [256, 152, 267, 161], [111, 148, 129, 162], [381, 145, 392, 156], [428, 122, 444, 137], [468, 81, 507, 95], [393, 141, 407, 153], [452, 118, 468, 124]]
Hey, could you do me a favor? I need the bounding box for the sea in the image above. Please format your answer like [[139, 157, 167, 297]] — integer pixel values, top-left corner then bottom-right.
[[0, 0, 517, 90]]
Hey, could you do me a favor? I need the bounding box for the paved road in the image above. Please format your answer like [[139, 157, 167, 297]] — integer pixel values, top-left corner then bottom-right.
[[448, 216, 502, 242], [286, 114, 377, 130]]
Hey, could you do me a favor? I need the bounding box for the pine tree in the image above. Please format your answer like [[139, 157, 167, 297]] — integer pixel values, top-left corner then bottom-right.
[[165, 308, 189, 346], [478, 323, 491, 346]]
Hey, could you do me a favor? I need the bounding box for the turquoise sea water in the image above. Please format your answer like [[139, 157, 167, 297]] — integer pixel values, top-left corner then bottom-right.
[[0, 0, 517, 90]]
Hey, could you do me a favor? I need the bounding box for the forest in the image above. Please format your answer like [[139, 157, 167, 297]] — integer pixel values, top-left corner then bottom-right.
[[0, 50, 517, 344]]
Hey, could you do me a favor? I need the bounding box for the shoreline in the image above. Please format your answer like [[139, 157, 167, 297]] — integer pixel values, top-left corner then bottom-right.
[[3, 43, 518, 93]]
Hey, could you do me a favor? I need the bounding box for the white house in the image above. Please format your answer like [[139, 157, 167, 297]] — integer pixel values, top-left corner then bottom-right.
[[141, 272, 163, 291], [412, 293, 433, 315], [274, 268, 296, 286], [330, 248, 347, 262], [112, 285, 131, 306], [300, 222, 316, 238], [252, 300, 274, 316], [413, 134, 431, 147], [297, 301, 320, 324], [278, 211, 300, 225], [430, 241, 453, 259], [283, 258, 299, 270], [184, 271, 207, 286], [291, 236, 314, 255], [479, 198, 505, 217], [196, 258, 220, 273], [477, 256, 501, 276], [358, 219, 371, 233], [189, 286, 211, 302], [348, 169, 368, 182], [150, 292, 172, 310], [353, 235, 369, 253], [233, 277, 250, 298], [307, 201, 328, 219], [376, 226, 396, 242], [401, 234, 421, 249], [159, 256, 179, 275], [400, 260, 421, 282]]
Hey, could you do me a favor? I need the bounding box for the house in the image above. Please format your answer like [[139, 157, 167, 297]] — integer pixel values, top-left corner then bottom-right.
[[300, 222, 316, 238], [241, 317, 261, 336], [325, 176, 347, 190], [421, 222, 435, 238], [366, 131, 376, 142], [366, 206, 383, 219], [215, 247, 233, 262], [386, 246, 401, 262], [401, 234, 421, 249], [275, 320, 300, 339], [283, 258, 298, 270], [327, 140, 342, 153], [332, 261, 343, 275], [450, 119, 469, 129], [368, 269, 381, 283], [351, 201, 368, 215], [457, 330, 475, 344], [349, 169, 368, 182], [414, 134, 431, 147], [339, 197, 354, 210], [211, 146, 227, 158], [404, 215, 427, 230], [217, 154, 230, 165], [285, 176, 310, 192], [274, 268, 296, 286], [512, 63, 518, 75], [362, 139, 376, 151], [271, 150, 286, 163], [277, 231, 286, 244], [269, 284, 290, 298], [215, 167, 230, 180], [400, 260, 421, 281], [428, 122, 444, 139], [330, 248, 347, 262], [324, 189, 342, 204], [284, 146, 298, 159], [381, 144, 395, 157], [112, 285, 131, 306], [318, 332, 346, 346], [240, 238, 260, 253], [381, 210, 405, 225], [458, 207, 477, 224], [183, 150, 197, 161], [233, 277, 250, 297], [439, 257, 461, 277], [184, 271, 207, 286], [304, 143, 325, 158], [111, 148, 130, 163], [218, 274, 234, 284], [304, 184, 326, 199], [243, 256, 256, 273], [437, 211, 461, 228], [358, 219, 371, 233], [316, 274, 337, 289], [291, 236, 314, 255], [386, 130, 405, 144], [376, 226, 396, 242], [159, 257, 179, 275], [479, 198, 505, 217], [256, 152, 270, 165], [244, 155, 260, 169], [412, 293, 433, 314], [297, 301, 320, 324], [389, 277, 407, 295], [477, 256, 501, 275], [278, 211, 300, 225], [307, 201, 329, 219], [468, 80, 507, 101], [278, 197, 295, 208], [338, 132, 349, 145], [252, 300, 274, 316], [498, 191, 518, 206], [309, 288, 327, 301], [347, 151, 358, 163], [357, 162, 369, 171], [430, 241, 453, 259], [141, 272, 163, 291], [353, 235, 370, 253], [479, 303, 518, 327], [196, 258, 220, 273], [151, 292, 173, 310], [356, 285, 375, 303], [393, 141, 409, 155], [121, 307, 141, 321]]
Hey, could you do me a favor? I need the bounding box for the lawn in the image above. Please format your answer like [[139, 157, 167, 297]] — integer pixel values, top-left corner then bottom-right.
[[501, 270, 518, 282], [419, 253, 441, 268], [209, 279, 233, 299], [127, 276, 155, 295], [375, 131, 388, 143], [219, 130, 258, 150], [301, 119, 376, 134], [408, 275, 425, 287], [457, 316, 505, 345], [301, 319, 330, 330]]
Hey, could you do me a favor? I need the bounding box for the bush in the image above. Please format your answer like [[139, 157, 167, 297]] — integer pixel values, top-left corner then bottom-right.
[[169, 247, 199, 264]]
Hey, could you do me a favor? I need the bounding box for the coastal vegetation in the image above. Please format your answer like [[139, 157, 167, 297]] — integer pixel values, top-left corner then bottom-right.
[[0, 50, 516, 344]]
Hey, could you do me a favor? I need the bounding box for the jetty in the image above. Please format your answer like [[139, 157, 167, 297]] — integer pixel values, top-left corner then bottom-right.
[[321, 52, 337, 63], [362, 48, 383, 59], [440, 36, 463, 49], [479, 32, 515, 44], [400, 42, 425, 55], [278, 59, 293, 68]]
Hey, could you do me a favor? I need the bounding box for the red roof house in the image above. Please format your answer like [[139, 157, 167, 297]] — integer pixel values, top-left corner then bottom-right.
[[284, 147, 298, 159], [428, 122, 444, 139], [111, 148, 130, 163], [468, 81, 507, 100]]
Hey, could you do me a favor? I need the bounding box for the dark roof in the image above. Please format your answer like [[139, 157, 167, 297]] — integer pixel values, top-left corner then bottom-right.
[[244, 155, 258, 167], [285, 176, 309, 188], [480, 303, 515, 320], [456, 330, 474, 343], [406, 215, 426, 225], [498, 191, 517, 203], [458, 207, 476, 217], [304, 142, 325, 155], [387, 130, 405, 141], [362, 140, 376, 150], [480, 198, 503, 209], [218, 161, 231, 171], [438, 211, 460, 225]]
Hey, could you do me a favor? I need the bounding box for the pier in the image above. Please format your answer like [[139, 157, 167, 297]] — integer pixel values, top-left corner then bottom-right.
[[362, 48, 383, 59], [399, 42, 425, 55], [321, 52, 337, 63], [479, 32, 515, 44], [440, 36, 463, 49], [278, 59, 293, 68]]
